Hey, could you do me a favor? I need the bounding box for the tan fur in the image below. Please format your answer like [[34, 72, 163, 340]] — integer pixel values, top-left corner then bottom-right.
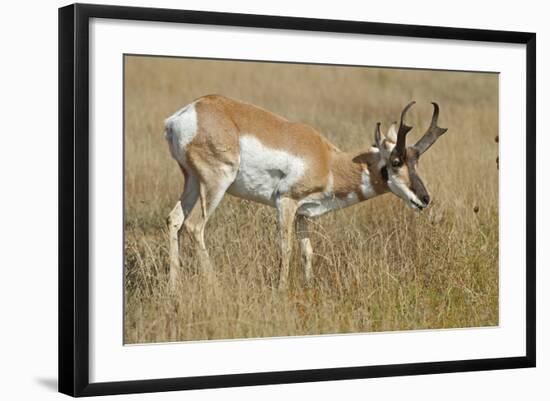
[[191, 95, 382, 199], [394, 147, 421, 190], [330, 151, 364, 197], [194, 96, 334, 196], [352, 150, 389, 197], [167, 95, 389, 289], [394, 163, 411, 187]]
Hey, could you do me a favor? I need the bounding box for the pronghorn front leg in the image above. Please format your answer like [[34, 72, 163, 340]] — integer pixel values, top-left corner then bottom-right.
[[277, 197, 298, 290], [296, 215, 314, 285]]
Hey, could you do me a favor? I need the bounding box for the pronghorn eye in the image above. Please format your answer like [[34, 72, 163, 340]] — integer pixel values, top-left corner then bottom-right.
[[391, 159, 402, 168]]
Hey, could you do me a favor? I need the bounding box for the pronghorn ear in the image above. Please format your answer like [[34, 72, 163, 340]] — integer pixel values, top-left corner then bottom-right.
[[385, 122, 398, 143], [374, 122, 391, 160]]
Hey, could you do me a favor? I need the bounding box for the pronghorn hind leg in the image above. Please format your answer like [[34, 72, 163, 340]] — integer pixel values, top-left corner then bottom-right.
[[167, 172, 200, 289], [296, 215, 314, 285], [183, 161, 238, 279], [167, 200, 184, 289], [182, 201, 212, 278], [277, 197, 299, 290]]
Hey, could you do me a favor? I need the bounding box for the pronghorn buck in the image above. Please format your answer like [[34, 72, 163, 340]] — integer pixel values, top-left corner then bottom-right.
[[165, 95, 447, 289]]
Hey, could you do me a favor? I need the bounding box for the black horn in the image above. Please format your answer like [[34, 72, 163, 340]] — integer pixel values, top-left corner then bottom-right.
[[394, 101, 416, 158], [413, 102, 448, 155]]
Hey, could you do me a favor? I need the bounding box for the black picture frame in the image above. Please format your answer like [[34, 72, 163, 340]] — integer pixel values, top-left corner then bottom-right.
[[58, 3, 536, 397]]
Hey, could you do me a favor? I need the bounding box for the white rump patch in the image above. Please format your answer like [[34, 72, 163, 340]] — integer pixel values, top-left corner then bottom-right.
[[164, 102, 198, 166], [227, 135, 306, 205]]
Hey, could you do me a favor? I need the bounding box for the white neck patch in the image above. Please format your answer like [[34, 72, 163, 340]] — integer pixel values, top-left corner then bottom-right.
[[297, 192, 359, 218], [360, 170, 377, 199]]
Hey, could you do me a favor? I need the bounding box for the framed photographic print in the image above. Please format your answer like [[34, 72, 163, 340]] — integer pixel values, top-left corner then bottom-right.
[[58, 3, 536, 397]]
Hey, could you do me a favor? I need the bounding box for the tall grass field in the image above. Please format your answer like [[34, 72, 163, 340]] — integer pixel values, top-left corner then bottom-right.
[[124, 56, 499, 344]]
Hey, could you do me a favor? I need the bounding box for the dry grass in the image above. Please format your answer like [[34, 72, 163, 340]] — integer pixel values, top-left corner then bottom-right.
[[124, 56, 499, 344]]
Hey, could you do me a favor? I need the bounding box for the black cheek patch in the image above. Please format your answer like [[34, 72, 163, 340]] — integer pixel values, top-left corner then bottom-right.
[[381, 166, 388, 182]]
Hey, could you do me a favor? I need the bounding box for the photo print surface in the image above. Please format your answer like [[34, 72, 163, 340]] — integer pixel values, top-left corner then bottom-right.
[[124, 55, 499, 344]]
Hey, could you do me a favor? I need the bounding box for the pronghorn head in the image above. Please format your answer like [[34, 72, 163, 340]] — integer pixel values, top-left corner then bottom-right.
[[375, 101, 448, 211]]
